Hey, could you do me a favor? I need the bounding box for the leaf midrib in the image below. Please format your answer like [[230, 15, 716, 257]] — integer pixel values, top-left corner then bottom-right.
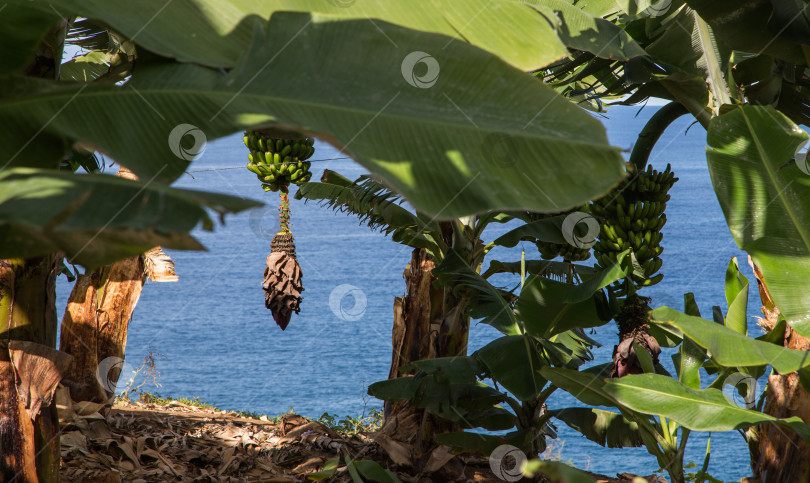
[[607, 380, 770, 424], [741, 109, 810, 256], [2, 87, 619, 151]]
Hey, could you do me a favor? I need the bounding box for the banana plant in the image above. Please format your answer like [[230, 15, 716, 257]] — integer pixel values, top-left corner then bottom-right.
[[648, 257, 810, 480], [0, 4, 635, 476], [368, 249, 632, 458], [545, 259, 810, 483], [544, 288, 717, 483]]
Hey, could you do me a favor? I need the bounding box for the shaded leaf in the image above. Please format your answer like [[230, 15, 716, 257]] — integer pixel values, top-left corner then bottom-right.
[[1, 13, 625, 218], [17, 0, 569, 71], [515, 276, 602, 337], [549, 408, 643, 448], [475, 335, 545, 401], [706, 106, 810, 337], [435, 250, 522, 336], [523, 460, 596, 483], [526, 0, 647, 61], [0, 168, 258, 267]]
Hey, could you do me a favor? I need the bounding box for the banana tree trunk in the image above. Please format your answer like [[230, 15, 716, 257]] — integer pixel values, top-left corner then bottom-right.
[[382, 226, 472, 461], [382, 248, 447, 458], [58, 256, 146, 404], [0, 256, 72, 483], [0, 19, 74, 483], [749, 259, 810, 482], [59, 168, 177, 405]]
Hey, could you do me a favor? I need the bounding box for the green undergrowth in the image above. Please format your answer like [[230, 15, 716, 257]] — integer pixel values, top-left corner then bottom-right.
[[118, 392, 383, 435]]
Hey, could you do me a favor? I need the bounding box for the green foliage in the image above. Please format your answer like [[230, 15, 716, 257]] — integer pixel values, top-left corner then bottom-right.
[[316, 408, 383, 435], [523, 459, 596, 483], [0, 168, 259, 267], [296, 170, 443, 256], [14, 0, 570, 71], [706, 105, 810, 337]]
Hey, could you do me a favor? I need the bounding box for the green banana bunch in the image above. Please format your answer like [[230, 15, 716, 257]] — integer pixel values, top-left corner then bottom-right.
[[243, 131, 315, 192], [590, 163, 677, 295], [529, 207, 592, 262]]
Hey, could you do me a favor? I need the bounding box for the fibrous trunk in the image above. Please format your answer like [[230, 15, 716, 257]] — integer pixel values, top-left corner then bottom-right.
[[0, 256, 71, 483], [381, 247, 469, 462], [59, 256, 146, 404], [59, 168, 176, 405], [750, 260, 810, 482]]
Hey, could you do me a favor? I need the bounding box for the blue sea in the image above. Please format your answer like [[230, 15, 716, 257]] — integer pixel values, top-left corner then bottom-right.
[[55, 104, 760, 481]]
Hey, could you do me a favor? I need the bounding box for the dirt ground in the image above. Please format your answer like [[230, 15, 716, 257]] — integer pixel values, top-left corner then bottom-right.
[[58, 398, 665, 482]]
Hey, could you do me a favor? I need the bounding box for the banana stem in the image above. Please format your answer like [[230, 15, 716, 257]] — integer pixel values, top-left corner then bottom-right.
[[279, 185, 291, 233], [629, 102, 689, 172]]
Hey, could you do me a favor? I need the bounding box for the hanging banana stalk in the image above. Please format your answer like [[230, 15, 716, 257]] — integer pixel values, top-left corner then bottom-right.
[[590, 163, 677, 377], [243, 130, 315, 330]]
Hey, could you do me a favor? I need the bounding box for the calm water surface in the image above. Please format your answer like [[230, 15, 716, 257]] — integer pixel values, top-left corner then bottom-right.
[[56, 105, 760, 480]]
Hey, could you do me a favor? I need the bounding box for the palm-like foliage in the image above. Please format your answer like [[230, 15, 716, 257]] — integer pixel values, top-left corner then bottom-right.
[[297, 170, 446, 257]]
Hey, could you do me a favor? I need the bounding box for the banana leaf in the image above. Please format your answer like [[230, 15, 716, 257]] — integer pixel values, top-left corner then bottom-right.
[[602, 373, 810, 441], [0, 168, 258, 267], [11, 0, 569, 71], [706, 105, 810, 337], [1, 13, 625, 219], [650, 306, 810, 374], [474, 335, 546, 401], [549, 407, 643, 448], [515, 276, 602, 337], [434, 250, 522, 335]]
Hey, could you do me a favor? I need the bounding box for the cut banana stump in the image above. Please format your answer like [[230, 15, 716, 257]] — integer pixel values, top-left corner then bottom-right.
[[245, 130, 314, 330]]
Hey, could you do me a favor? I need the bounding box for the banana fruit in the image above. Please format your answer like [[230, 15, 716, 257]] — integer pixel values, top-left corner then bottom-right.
[[530, 206, 593, 262], [590, 163, 677, 294], [243, 130, 315, 192]]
